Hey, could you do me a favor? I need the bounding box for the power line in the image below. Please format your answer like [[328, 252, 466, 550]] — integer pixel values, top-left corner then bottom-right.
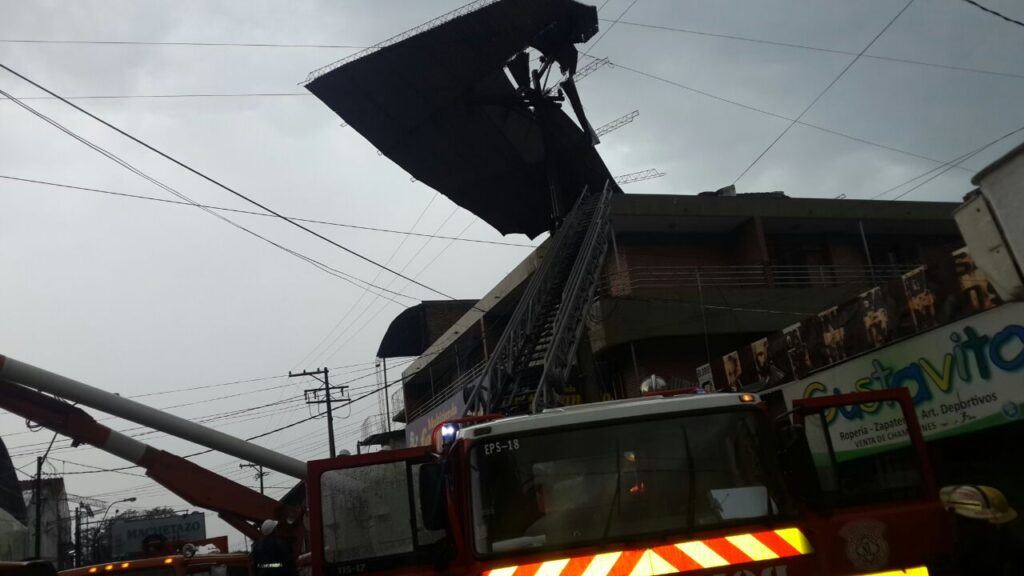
[[584, 0, 639, 55], [0, 362, 377, 444], [874, 124, 1024, 201], [0, 63, 458, 301], [959, 0, 1024, 28], [179, 374, 403, 461], [128, 361, 378, 399], [0, 175, 535, 247], [607, 19, 1024, 81], [5, 92, 310, 101], [310, 208, 467, 367], [733, 0, 916, 184], [4, 364, 395, 457], [606, 60, 974, 173], [0, 86, 418, 306], [292, 194, 440, 373], [0, 38, 367, 49]]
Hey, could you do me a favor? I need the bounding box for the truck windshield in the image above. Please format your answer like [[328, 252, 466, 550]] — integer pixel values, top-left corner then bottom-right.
[[470, 409, 792, 555], [319, 461, 444, 566]]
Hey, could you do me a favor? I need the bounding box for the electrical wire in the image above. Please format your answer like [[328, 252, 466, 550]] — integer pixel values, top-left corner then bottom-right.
[[876, 124, 1024, 201], [0, 87, 418, 306], [607, 19, 1024, 81], [291, 194, 441, 373], [0, 175, 534, 247], [606, 60, 973, 174], [3, 93, 310, 101], [584, 0, 639, 55], [4, 364, 394, 457], [0, 64, 459, 301], [75, 367, 417, 500], [732, 0, 916, 184], [959, 0, 1024, 28], [0, 38, 367, 49], [311, 208, 468, 366]]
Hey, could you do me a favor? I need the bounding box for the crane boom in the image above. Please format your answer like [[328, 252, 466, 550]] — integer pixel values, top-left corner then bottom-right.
[[0, 380, 283, 539], [0, 354, 305, 479]]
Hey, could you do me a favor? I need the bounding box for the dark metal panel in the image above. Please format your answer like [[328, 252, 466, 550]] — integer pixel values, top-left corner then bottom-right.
[[306, 0, 616, 238]]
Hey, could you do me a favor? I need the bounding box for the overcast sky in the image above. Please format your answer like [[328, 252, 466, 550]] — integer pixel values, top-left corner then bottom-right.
[[2, 0, 1023, 552]]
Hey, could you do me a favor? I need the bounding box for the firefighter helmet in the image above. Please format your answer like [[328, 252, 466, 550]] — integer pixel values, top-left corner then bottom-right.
[[940, 485, 1017, 524], [260, 519, 279, 535]]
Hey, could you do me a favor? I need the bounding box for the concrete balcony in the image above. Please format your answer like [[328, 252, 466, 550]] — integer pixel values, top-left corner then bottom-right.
[[589, 264, 920, 354]]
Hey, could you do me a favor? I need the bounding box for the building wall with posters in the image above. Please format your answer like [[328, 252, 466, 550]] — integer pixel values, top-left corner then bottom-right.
[[392, 191, 964, 446]]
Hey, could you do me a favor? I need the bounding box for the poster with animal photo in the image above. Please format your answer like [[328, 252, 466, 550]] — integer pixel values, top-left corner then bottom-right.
[[902, 266, 938, 330], [953, 247, 1002, 313], [859, 287, 891, 349], [782, 322, 812, 380]]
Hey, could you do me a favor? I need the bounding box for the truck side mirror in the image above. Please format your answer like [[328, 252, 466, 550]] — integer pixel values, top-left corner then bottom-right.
[[419, 462, 447, 531]]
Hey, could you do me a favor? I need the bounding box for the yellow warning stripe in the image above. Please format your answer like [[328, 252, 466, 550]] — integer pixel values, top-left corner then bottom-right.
[[725, 533, 779, 561], [855, 567, 929, 576], [676, 541, 728, 569], [774, 527, 814, 555], [483, 527, 813, 576]]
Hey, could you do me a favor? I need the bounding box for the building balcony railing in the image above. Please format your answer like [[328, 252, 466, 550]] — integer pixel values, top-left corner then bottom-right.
[[361, 414, 387, 440], [598, 264, 918, 297], [390, 388, 404, 417], [405, 361, 485, 423]]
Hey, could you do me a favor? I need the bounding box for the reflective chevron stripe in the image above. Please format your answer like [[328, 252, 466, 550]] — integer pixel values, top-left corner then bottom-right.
[[482, 528, 813, 576]]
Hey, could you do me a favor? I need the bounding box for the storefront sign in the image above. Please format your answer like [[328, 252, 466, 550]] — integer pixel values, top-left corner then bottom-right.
[[111, 512, 206, 557], [405, 393, 467, 447], [780, 303, 1024, 459]]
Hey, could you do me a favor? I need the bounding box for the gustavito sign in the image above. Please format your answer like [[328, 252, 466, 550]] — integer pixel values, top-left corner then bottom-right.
[[780, 303, 1024, 459]]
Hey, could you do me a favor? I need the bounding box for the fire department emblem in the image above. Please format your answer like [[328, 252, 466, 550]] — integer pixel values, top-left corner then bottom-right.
[[839, 519, 889, 570]]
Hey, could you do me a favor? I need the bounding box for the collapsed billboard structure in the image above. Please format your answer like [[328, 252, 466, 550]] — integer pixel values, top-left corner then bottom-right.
[[305, 0, 618, 238]]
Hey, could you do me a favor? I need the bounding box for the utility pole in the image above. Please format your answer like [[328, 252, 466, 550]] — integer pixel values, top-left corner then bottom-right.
[[239, 463, 269, 494], [292, 367, 347, 458], [74, 507, 81, 567], [381, 358, 392, 433], [34, 456, 42, 559]]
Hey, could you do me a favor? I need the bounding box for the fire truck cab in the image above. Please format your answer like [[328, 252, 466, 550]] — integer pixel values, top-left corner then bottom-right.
[[308, 389, 952, 576]]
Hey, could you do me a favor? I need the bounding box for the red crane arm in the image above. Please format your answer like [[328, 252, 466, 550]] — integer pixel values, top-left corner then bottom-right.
[[0, 380, 278, 533]]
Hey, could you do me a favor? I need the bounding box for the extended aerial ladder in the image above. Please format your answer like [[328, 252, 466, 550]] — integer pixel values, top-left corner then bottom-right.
[[464, 181, 612, 415], [0, 355, 305, 546]]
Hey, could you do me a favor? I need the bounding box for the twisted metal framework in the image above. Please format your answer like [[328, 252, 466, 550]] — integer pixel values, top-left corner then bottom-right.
[[614, 168, 665, 185], [595, 110, 639, 137], [304, 0, 502, 83]]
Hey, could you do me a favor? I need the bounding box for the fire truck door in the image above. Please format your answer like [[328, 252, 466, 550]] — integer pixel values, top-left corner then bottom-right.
[[791, 388, 953, 574]]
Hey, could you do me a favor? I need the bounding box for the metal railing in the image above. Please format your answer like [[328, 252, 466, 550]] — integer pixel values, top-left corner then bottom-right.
[[462, 186, 598, 414], [533, 182, 613, 411], [597, 264, 918, 296], [406, 361, 485, 423], [390, 388, 404, 418], [361, 414, 387, 440]]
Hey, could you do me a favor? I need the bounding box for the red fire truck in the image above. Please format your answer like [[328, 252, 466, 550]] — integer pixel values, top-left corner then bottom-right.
[[0, 355, 955, 575], [60, 552, 252, 576], [307, 389, 952, 576]]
